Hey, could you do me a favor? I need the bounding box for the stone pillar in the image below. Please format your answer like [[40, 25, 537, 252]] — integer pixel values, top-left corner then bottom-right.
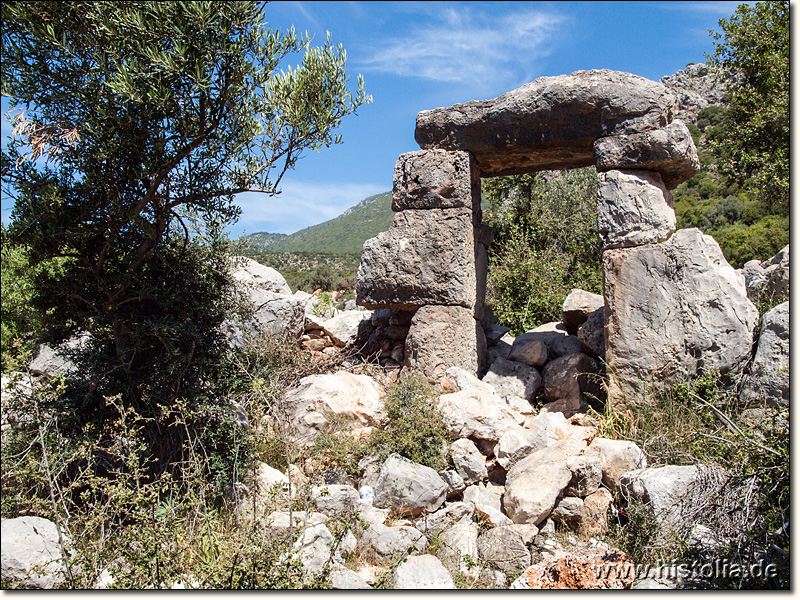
[[356, 149, 486, 379], [594, 126, 757, 407]]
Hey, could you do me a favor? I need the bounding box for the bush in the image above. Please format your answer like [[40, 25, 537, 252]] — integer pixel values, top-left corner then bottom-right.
[[484, 167, 602, 334]]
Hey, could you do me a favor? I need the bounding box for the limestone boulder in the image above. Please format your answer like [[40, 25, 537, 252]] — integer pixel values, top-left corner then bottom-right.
[[541, 353, 603, 411], [564, 454, 603, 498], [231, 256, 292, 295], [583, 437, 647, 494], [604, 228, 759, 405], [312, 484, 361, 517], [236, 288, 307, 342], [504, 438, 588, 525], [391, 554, 455, 589], [482, 357, 542, 410], [561, 289, 604, 336], [282, 372, 386, 445], [392, 149, 480, 212], [596, 169, 676, 250], [438, 386, 526, 442], [404, 305, 485, 380], [373, 454, 448, 516], [761, 244, 789, 297], [594, 120, 700, 189], [360, 523, 427, 562], [577, 307, 605, 359], [1, 516, 70, 589], [477, 526, 532, 574], [438, 520, 480, 576], [441, 365, 495, 394], [356, 208, 476, 310], [322, 310, 373, 347], [450, 438, 488, 485], [582, 488, 614, 536], [495, 426, 551, 471], [514, 323, 581, 360], [550, 496, 584, 525], [508, 335, 548, 367], [416, 69, 677, 177], [740, 302, 789, 406]]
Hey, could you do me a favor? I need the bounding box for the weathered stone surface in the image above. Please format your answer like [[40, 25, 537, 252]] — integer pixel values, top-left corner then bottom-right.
[[504, 439, 587, 525], [263, 511, 328, 538], [577, 307, 605, 359], [360, 523, 427, 561], [321, 310, 373, 347], [438, 520, 480, 575], [312, 484, 361, 517], [356, 208, 476, 310], [550, 496, 584, 525], [582, 488, 614, 536], [604, 228, 759, 404], [542, 353, 603, 407], [282, 372, 386, 445], [740, 260, 768, 297], [404, 305, 484, 380], [761, 245, 789, 297], [740, 302, 789, 406], [516, 323, 581, 360], [510, 548, 633, 589], [596, 169, 675, 250], [619, 465, 709, 530], [392, 149, 480, 212], [438, 386, 525, 442], [495, 426, 551, 471], [482, 357, 542, 408], [331, 566, 372, 590], [594, 121, 700, 189], [231, 288, 307, 343], [440, 470, 467, 499], [391, 554, 455, 589], [477, 526, 532, 573], [561, 289, 604, 336], [416, 69, 676, 177], [523, 411, 598, 447], [1, 516, 70, 589], [415, 502, 474, 535], [450, 438, 488, 485], [373, 454, 447, 516], [508, 336, 549, 367], [583, 438, 647, 494], [441, 365, 494, 394], [231, 256, 292, 295], [564, 455, 603, 498]]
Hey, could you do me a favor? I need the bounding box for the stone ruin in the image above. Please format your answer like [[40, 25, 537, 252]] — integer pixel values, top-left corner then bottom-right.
[[356, 69, 759, 406]]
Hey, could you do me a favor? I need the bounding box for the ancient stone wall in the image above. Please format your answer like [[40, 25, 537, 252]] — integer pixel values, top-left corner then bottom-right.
[[357, 69, 757, 405]]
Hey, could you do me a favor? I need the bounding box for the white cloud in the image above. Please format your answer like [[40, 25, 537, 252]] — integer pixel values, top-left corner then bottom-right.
[[358, 7, 568, 91], [232, 179, 387, 236]]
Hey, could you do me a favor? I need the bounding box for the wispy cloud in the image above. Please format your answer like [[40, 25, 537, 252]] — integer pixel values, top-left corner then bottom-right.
[[232, 180, 387, 236], [648, 1, 746, 16], [358, 7, 568, 92]]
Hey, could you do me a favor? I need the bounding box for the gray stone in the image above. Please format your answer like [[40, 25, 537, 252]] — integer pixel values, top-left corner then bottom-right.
[[231, 256, 292, 295], [564, 454, 603, 497], [439, 470, 467, 499], [282, 372, 386, 445], [508, 336, 548, 367], [360, 523, 427, 561], [438, 386, 526, 442], [485, 324, 511, 345], [596, 169, 676, 250], [495, 427, 551, 471], [577, 307, 605, 359], [414, 502, 474, 535], [373, 454, 448, 516], [237, 288, 307, 342], [450, 438, 488, 485], [761, 244, 789, 297], [392, 150, 480, 212], [477, 526, 532, 574], [516, 322, 581, 359], [550, 496, 584, 524], [604, 228, 759, 405], [594, 120, 700, 189], [504, 438, 587, 525], [441, 365, 494, 394], [583, 437, 647, 494], [482, 357, 542, 408], [561, 289, 604, 336], [740, 302, 789, 406], [391, 554, 455, 589], [331, 566, 371, 589], [741, 260, 767, 297], [438, 520, 480, 575], [404, 305, 485, 380], [1, 516, 70, 589], [322, 310, 373, 347], [356, 208, 476, 310], [416, 69, 677, 177], [542, 353, 603, 408], [312, 484, 361, 517]]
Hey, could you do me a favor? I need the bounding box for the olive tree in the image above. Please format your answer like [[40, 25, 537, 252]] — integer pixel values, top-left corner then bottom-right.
[[1, 1, 369, 468]]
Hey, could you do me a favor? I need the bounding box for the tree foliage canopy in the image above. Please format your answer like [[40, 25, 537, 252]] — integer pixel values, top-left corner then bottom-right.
[[707, 0, 789, 216], [0, 1, 369, 463]]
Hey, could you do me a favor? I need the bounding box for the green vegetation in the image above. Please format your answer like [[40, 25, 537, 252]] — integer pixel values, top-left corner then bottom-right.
[[245, 192, 394, 255], [483, 167, 602, 335], [1, 0, 368, 474]]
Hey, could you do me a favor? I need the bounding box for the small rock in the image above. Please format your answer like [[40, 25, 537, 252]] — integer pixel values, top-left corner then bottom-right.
[[391, 554, 455, 589]]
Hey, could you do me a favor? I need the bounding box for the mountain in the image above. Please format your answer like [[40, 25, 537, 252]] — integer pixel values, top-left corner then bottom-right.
[[244, 191, 393, 255]]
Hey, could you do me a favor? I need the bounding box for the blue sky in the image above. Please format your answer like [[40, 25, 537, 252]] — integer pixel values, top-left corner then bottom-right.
[[0, 1, 746, 238]]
